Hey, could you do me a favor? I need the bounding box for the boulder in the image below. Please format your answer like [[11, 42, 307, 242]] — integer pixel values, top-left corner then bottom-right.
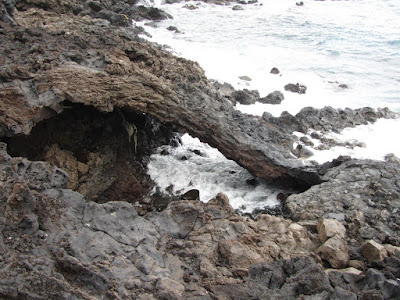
[[270, 67, 280, 74], [361, 240, 388, 262], [183, 4, 199, 10], [317, 235, 349, 269], [232, 5, 244, 10], [284, 83, 307, 94], [258, 91, 285, 104], [317, 219, 346, 243], [231, 89, 260, 105]]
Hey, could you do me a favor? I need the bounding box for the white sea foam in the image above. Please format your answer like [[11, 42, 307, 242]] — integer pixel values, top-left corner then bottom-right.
[[141, 0, 400, 209], [147, 134, 282, 212]]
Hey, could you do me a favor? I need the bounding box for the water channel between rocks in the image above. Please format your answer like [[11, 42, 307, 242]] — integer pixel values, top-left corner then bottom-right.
[[147, 133, 291, 214]]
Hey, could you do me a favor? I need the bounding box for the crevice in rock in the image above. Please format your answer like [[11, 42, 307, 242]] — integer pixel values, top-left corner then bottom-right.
[[1, 102, 177, 213]]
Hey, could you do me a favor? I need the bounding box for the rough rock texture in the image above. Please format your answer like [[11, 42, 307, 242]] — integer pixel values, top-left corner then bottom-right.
[[2, 148, 399, 299], [284, 83, 307, 94], [0, 4, 325, 190], [258, 90, 285, 104], [317, 218, 347, 242], [0, 147, 320, 299], [231, 88, 260, 105], [317, 235, 349, 269], [286, 157, 400, 247], [361, 240, 388, 263], [1, 1, 400, 299]]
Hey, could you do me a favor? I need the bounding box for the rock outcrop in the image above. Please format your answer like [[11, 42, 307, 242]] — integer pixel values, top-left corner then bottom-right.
[[0, 2, 326, 189], [1, 1, 400, 299]]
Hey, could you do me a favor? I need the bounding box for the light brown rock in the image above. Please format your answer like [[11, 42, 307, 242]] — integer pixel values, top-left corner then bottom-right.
[[317, 218, 346, 243], [317, 235, 349, 269], [384, 244, 400, 258], [361, 240, 388, 262]]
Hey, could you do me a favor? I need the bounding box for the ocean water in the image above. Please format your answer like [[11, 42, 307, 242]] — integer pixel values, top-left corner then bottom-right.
[[141, 0, 400, 210]]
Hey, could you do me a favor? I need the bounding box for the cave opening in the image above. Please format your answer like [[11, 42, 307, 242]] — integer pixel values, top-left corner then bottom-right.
[[1, 101, 178, 214]]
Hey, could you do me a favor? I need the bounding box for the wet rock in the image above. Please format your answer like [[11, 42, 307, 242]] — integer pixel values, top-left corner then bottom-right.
[[270, 67, 280, 74], [166, 25, 182, 33], [183, 4, 199, 10], [292, 144, 314, 159], [135, 6, 173, 21], [284, 83, 307, 94], [231, 89, 260, 105], [180, 189, 200, 200], [317, 235, 349, 269], [239, 75, 252, 81], [232, 5, 244, 10], [317, 218, 346, 243], [362, 240, 388, 263], [258, 90, 285, 104], [212, 81, 235, 100]]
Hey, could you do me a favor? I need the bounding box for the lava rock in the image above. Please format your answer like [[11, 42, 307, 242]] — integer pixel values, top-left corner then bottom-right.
[[270, 67, 280, 74], [258, 90, 285, 104], [232, 5, 244, 10], [284, 83, 307, 94], [231, 89, 260, 105], [180, 189, 200, 200], [183, 4, 199, 10]]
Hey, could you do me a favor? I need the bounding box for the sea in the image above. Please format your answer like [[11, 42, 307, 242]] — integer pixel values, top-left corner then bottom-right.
[[138, 0, 400, 212]]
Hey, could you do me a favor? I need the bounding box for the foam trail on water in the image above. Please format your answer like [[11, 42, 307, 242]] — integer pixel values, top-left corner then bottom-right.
[[147, 134, 283, 212]]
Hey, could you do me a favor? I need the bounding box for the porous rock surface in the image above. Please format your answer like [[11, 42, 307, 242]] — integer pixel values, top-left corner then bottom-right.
[[0, 1, 323, 189], [1, 0, 400, 299]]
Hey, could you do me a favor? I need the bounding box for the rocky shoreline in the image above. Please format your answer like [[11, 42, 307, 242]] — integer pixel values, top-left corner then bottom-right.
[[1, 0, 400, 299]]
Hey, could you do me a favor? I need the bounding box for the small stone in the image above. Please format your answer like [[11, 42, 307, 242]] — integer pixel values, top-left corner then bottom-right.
[[232, 5, 244, 11], [239, 75, 252, 81], [182, 4, 198, 10], [317, 235, 349, 269], [284, 83, 307, 94], [348, 260, 365, 271], [384, 244, 400, 258], [270, 67, 280, 74], [361, 240, 388, 262], [77, 162, 89, 175], [180, 189, 200, 200], [258, 91, 284, 104], [317, 219, 346, 243]]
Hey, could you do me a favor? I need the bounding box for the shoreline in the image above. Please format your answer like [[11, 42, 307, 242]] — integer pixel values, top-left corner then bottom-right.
[[1, 1, 400, 299]]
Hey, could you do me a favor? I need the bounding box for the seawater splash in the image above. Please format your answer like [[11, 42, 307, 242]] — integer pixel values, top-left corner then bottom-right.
[[147, 134, 284, 213], [139, 0, 400, 162]]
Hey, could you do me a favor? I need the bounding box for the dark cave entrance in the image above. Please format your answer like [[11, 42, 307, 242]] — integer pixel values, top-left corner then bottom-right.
[[1, 102, 177, 213]]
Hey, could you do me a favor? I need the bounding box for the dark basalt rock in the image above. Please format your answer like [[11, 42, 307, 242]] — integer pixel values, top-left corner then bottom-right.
[[258, 90, 285, 104], [284, 83, 307, 94], [286, 157, 400, 246], [270, 67, 280, 74], [231, 89, 260, 105]]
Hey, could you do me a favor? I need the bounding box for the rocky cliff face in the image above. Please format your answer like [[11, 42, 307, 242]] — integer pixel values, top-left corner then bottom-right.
[[1, 1, 400, 299]]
